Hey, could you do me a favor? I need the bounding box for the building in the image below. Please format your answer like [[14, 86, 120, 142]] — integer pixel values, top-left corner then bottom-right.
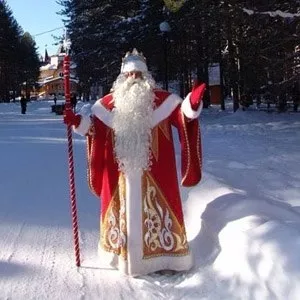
[[38, 43, 78, 99]]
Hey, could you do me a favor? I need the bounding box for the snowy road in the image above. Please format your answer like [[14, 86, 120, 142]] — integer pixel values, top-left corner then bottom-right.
[[1, 101, 300, 299]]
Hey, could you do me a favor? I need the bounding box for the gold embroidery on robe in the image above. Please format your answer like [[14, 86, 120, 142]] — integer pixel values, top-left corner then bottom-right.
[[151, 120, 171, 162], [100, 174, 127, 260], [180, 113, 202, 184], [180, 113, 191, 183], [142, 172, 189, 258]]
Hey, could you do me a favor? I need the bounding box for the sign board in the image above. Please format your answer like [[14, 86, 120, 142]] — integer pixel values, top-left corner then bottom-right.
[[208, 63, 220, 86]]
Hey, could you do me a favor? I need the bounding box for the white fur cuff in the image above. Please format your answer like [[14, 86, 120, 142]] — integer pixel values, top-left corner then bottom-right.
[[181, 92, 203, 119], [73, 114, 91, 136]]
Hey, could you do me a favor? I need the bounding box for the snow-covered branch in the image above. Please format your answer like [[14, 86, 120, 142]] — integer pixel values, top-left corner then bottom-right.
[[243, 8, 300, 18]]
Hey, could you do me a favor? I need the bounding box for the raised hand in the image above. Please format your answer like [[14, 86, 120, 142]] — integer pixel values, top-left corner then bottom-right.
[[190, 81, 206, 110]]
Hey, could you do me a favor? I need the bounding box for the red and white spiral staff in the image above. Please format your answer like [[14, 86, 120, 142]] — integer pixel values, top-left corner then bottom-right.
[[63, 34, 81, 267]]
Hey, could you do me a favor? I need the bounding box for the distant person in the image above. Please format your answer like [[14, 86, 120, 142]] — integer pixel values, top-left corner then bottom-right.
[[53, 95, 57, 106], [20, 95, 27, 114], [264, 91, 272, 112], [240, 94, 247, 111], [256, 94, 261, 109], [71, 93, 77, 112], [293, 95, 299, 112], [277, 91, 286, 113]]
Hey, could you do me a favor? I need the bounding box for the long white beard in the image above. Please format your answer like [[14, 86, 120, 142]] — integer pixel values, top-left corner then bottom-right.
[[112, 74, 155, 174]]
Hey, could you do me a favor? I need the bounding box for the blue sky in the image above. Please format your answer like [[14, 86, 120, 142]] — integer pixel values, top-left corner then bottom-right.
[[6, 0, 65, 57]]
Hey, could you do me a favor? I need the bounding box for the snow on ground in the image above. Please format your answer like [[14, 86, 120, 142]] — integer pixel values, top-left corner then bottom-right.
[[0, 100, 300, 299]]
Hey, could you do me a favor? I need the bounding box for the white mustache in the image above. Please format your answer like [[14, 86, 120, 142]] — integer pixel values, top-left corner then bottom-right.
[[126, 77, 142, 86]]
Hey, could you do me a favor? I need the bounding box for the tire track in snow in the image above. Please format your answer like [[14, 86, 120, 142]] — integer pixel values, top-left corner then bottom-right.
[[30, 226, 51, 298], [1, 222, 25, 263]]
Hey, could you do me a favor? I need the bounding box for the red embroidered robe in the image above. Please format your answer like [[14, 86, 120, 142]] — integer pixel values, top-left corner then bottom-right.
[[85, 89, 202, 276]]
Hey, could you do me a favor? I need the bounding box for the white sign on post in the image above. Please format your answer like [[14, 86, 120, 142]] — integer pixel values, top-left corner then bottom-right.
[[208, 63, 220, 86]]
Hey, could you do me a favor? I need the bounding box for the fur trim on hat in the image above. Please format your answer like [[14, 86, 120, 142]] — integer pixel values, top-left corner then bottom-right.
[[121, 60, 148, 73]]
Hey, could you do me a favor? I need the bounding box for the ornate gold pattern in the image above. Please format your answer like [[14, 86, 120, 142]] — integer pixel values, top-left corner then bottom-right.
[[142, 173, 189, 258], [151, 126, 159, 162], [180, 113, 191, 183], [87, 117, 96, 136], [100, 174, 127, 259], [197, 123, 202, 168], [86, 134, 97, 197], [151, 120, 171, 162], [159, 119, 171, 140], [180, 113, 201, 184]]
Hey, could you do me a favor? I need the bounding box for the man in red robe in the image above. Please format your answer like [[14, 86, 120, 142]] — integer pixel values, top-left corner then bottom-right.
[[64, 49, 206, 276]]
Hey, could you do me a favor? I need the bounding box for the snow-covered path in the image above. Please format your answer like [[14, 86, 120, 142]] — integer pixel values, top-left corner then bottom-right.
[[1, 100, 300, 299]]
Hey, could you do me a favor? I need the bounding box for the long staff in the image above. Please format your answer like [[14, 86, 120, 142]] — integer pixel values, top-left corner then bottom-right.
[[63, 35, 81, 267]]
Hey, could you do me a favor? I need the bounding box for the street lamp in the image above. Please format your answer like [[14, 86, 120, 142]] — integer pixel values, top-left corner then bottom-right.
[[159, 21, 171, 91]]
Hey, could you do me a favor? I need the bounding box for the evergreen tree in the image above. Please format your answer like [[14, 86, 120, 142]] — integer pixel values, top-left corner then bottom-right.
[[18, 33, 41, 99], [58, 0, 300, 110], [58, 0, 166, 93], [0, 0, 21, 101], [238, 0, 300, 101], [0, 1, 40, 102]]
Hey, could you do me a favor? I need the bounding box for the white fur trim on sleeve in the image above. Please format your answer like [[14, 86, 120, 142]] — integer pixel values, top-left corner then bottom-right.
[[151, 93, 181, 127], [181, 92, 203, 119], [73, 114, 91, 136], [91, 101, 113, 128]]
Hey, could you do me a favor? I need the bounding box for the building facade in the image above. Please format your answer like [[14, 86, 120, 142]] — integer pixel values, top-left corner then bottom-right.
[[38, 44, 78, 99]]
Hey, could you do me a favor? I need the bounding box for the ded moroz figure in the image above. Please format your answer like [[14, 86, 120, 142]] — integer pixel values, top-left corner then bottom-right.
[[63, 48, 206, 276]]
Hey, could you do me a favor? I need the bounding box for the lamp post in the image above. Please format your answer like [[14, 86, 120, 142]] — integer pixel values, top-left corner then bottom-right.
[[159, 21, 171, 91]]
